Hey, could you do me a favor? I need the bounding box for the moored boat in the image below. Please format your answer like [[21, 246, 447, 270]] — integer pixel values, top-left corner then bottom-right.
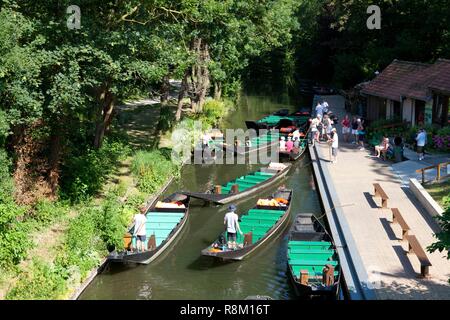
[[107, 193, 190, 265], [181, 162, 291, 204], [201, 188, 293, 261], [279, 138, 308, 162], [233, 132, 280, 156], [287, 213, 340, 297]]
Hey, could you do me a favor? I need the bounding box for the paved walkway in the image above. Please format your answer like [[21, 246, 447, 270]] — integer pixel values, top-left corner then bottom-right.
[[313, 95, 450, 299]]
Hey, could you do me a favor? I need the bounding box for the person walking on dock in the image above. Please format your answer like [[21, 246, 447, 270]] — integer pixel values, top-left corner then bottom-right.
[[224, 204, 243, 249], [310, 115, 321, 145], [315, 102, 324, 118], [351, 116, 358, 144], [357, 119, 365, 151], [132, 207, 147, 252], [416, 128, 427, 161], [341, 115, 351, 143], [328, 128, 339, 164]]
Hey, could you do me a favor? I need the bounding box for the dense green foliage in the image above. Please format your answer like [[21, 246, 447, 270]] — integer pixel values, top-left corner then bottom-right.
[[428, 198, 450, 275], [246, 0, 450, 93], [60, 140, 131, 202], [131, 150, 181, 194]]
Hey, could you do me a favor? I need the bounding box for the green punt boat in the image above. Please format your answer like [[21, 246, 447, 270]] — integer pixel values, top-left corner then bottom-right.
[[107, 193, 190, 265], [287, 213, 340, 297], [181, 163, 291, 205], [201, 188, 293, 261], [279, 138, 308, 162], [233, 132, 280, 156]]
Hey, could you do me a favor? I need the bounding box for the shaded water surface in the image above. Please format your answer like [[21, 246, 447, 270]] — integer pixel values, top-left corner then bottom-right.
[[79, 95, 321, 300]]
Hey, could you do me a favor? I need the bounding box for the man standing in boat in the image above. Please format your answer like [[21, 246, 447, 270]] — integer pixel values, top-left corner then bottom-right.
[[224, 204, 243, 249], [133, 207, 147, 252]]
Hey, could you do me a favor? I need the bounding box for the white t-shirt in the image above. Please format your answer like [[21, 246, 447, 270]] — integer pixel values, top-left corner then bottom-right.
[[416, 132, 427, 147], [311, 118, 320, 131], [293, 130, 301, 139], [279, 140, 286, 150], [224, 211, 239, 233], [133, 214, 147, 236], [332, 133, 339, 149], [315, 104, 323, 116]]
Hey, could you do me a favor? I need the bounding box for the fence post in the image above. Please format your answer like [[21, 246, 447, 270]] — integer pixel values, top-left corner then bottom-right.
[[437, 163, 441, 181]]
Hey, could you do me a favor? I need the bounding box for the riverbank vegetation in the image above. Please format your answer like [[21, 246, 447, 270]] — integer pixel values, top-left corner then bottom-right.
[[0, 1, 300, 299]]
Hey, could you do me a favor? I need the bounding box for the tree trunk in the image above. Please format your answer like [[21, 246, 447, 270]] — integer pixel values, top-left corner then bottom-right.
[[214, 81, 222, 100], [175, 72, 189, 121], [160, 73, 170, 106], [48, 126, 62, 195], [94, 90, 114, 149], [188, 38, 211, 113]]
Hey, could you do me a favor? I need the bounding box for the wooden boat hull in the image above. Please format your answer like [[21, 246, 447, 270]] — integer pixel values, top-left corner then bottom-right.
[[107, 194, 190, 265], [234, 139, 278, 156], [182, 163, 292, 205], [287, 213, 340, 298], [201, 189, 293, 261], [279, 144, 307, 162]]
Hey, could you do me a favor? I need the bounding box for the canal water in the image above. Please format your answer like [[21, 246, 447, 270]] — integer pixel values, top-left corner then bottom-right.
[[79, 94, 322, 300]]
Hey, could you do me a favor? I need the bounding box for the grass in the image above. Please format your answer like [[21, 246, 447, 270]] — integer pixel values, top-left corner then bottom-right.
[[424, 180, 450, 208]]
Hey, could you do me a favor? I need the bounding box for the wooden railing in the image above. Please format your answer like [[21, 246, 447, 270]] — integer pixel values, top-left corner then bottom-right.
[[416, 161, 450, 184]]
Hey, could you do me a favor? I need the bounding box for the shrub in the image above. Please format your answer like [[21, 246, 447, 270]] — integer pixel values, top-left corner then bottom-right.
[[55, 207, 104, 277], [0, 202, 31, 269], [60, 140, 131, 202], [30, 199, 69, 227], [95, 193, 128, 251], [131, 150, 180, 194], [5, 259, 67, 300]]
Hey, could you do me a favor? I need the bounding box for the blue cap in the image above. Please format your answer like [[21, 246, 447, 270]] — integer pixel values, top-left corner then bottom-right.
[[228, 204, 237, 211]]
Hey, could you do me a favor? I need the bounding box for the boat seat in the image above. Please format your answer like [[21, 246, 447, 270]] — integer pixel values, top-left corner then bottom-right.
[[147, 212, 184, 218], [236, 179, 259, 186], [243, 173, 267, 179], [288, 244, 333, 251], [254, 172, 275, 177], [249, 209, 284, 215], [241, 216, 279, 223], [146, 217, 182, 223], [288, 248, 335, 254], [246, 213, 283, 221], [240, 226, 270, 234], [235, 179, 257, 186], [289, 259, 338, 267], [288, 252, 334, 261], [288, 241, 332, 247], [244, 176, 268, 182], [291, 266, 339, 277], [240, 220, 274, 227]]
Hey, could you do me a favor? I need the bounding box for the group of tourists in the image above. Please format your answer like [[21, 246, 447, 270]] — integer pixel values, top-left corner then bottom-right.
[[279, 128, 302, 153], [307, 101, 340, 164], [341, 115, 366, 151]]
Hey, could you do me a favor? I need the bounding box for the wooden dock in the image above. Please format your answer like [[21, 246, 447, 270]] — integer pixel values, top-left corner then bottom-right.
[[310, 95, 450, 300]]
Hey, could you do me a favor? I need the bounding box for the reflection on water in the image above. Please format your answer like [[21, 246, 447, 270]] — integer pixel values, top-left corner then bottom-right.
[[79, 95, 321, 300]]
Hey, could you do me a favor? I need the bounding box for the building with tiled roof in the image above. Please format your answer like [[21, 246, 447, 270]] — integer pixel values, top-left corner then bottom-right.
[[359, 59, 450, 127]]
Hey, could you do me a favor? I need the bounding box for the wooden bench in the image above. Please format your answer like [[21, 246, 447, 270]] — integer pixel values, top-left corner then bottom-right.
[[391, 208, 410, 240], [405, 235, 432, 278], [373, 183, 389, 208]]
